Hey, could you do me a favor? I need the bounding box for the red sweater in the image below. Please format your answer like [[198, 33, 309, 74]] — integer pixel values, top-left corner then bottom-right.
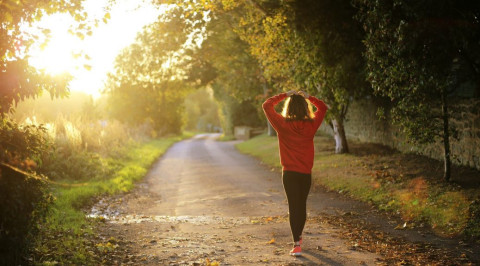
[[262, 93, 328, 174]]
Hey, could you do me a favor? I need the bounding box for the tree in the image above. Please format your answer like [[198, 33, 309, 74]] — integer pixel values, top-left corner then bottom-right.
[[291, 0, 369, 153], [356, 0, 480, 180], [106, 7, 204, 135], [0, 0, 92, 115], [184, 88, 221, 132], [226, 0, 369, 153], [0, 1, 91, 262], [191, 7, 267, 136]]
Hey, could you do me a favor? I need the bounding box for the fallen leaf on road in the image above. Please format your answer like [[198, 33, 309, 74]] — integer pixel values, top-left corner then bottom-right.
[[394, 222, 407, 230], [206, 258, 220, 266], [267, 238, 275, 244]]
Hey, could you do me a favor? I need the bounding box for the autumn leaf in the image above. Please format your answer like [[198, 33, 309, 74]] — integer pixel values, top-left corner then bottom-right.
[[394, 222, 407, 230], [206, 258, 220, 266]]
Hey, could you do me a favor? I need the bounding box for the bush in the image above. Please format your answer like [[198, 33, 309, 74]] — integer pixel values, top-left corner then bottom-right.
[[36, 116, 141, 181], [0, 165, 52, 265], [0, 118, 53, 264], [0, 115, 153, 264], [39, 149, 114, 181]]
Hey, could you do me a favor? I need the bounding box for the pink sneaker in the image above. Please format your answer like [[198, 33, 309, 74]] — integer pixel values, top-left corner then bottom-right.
[[289, 245, 302, 256]]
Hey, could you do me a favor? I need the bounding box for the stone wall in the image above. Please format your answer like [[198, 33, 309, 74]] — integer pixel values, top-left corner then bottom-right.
[[319, 98, 480, 170]]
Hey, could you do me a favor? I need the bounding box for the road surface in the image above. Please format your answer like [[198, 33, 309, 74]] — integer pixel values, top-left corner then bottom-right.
[[92, 134, 381, 265], [91, 134, 478, 265]]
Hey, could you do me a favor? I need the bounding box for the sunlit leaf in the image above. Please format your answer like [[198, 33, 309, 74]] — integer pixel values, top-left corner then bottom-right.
[[75, 32, 85, 40]]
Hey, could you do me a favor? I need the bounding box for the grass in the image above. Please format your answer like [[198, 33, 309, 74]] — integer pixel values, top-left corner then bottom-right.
[[218, 134, 237, 141], [33, 133, 193, 264], [236, 133, 480, 239]]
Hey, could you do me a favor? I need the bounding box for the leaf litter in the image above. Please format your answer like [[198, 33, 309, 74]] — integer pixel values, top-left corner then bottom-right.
[[312, 214, 476, 265]]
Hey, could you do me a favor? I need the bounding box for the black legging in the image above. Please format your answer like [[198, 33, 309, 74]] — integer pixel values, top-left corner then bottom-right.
[[282, 170, 312, 242]]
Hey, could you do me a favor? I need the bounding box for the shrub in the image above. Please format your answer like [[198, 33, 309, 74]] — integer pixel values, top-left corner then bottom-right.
[[0, 118, 52, 264], [0, 165, 53, 264], [39, 148, 114, 181]]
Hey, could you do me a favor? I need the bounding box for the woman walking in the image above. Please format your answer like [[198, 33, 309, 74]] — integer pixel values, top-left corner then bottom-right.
[[262, 90, 328, 256]]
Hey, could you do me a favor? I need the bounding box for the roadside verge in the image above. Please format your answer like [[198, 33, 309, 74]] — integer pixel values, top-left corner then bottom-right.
[[235, 134, 480, 240], [33, 133, 193, 265]]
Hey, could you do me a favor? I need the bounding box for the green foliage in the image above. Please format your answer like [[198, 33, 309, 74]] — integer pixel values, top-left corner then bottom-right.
[[213, 83, 264, 136], [0, 0, 91, 114], [184, 88, 221, 132], [183, 7, 266, 135], [212, 0, 369, 152], [25, 113, 149, 181], [33, 136, 186, 264], [40, 149, 113, 181], [1, 104, 153, 262], [291, 0, 368, 116], [0, 164, 52, 265], [0, 117, 48, 164], [0, 118, 51, 264], [356, 0, 480, 180], [106, 7, 204, 136], [0, 1, 97, 260], [356, 0, 480, 142], [198, 10, 264, 102]]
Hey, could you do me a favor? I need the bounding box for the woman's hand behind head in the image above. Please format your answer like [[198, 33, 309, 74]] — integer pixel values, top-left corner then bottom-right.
[[297, 90, 309, 98], [286, 90, 296, 97]]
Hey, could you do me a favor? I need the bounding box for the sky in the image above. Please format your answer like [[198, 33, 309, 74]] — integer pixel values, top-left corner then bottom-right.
[[27, 0, 166, 98]]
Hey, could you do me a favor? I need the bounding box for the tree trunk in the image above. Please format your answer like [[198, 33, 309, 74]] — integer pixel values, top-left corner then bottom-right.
[[441, 88, 451, 181], [223, 106, 234, 137], [331, 119, 349, 153], [267, 121, 276, 136]]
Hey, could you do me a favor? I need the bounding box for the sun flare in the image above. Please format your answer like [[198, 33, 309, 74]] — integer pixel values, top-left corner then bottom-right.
[[27, 0, 165, 98], [28, 14, 80, 75]]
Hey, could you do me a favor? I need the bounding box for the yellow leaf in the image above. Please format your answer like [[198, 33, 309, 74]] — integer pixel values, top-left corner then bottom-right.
[[75, 32, 85, 40], [267, 238, 275, 244], [205, 258, 220, 266]]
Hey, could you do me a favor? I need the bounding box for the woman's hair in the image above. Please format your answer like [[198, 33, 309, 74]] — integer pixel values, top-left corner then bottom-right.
[[281, 94, 315, 121]]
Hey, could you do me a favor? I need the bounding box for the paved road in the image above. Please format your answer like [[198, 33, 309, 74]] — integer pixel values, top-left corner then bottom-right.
[[93, 133, 381, 265], [141, 133, 287, 218]]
